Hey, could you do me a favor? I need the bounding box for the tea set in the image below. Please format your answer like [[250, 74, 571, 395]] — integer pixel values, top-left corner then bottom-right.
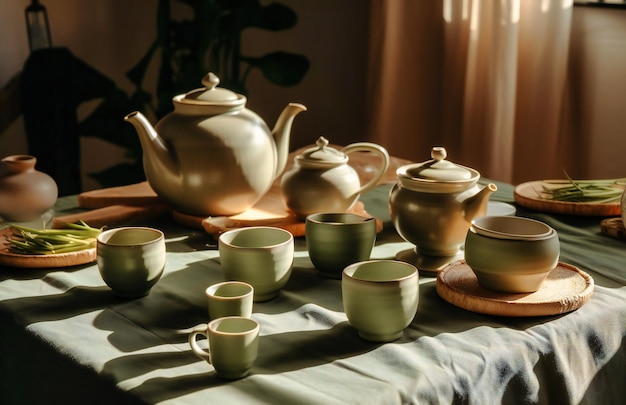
[[1, 72, 564, 380]]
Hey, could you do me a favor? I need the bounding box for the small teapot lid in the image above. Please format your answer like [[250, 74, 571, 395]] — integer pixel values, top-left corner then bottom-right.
[[412, 147, 472, 181], [296, 136, 348, 167], [175, 72, 246, 113]]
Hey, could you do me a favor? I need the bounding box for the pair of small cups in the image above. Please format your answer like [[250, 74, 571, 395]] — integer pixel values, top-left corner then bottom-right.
[[188, 281, 259, 380], [306, 212, 420, 343]]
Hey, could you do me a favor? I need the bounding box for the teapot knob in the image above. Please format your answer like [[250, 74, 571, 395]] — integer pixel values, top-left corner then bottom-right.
[[431, 147, 447, 162], [201, 72, 220, 90], [316, 136, 330, 150]]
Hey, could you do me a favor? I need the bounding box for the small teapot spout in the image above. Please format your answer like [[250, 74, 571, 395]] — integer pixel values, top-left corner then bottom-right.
[[463, 183, 497, 222], [124, 111, 179, 178], [272, 103, 307, 179]]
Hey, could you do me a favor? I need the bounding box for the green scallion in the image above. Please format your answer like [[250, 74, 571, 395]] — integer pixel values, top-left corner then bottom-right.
[[7, 220, 102, 255]]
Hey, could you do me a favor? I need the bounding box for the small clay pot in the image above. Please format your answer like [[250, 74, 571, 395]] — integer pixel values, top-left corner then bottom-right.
[[0, 155, 58, 222]]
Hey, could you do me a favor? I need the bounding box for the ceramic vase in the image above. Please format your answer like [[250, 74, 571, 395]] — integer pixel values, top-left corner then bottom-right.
[[0, 155, 58, 222]]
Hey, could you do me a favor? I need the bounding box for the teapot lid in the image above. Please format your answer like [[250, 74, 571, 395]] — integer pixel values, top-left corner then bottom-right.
[[296, 136, 348, 167], [175, 72, 246, 113], [411, 147, 472, 181]]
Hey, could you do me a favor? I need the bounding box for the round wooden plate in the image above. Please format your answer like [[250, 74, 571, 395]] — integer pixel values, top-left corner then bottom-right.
[[436, 261, 594, 317], [0, 228, 96, 268], [514, 180, 621, 216]]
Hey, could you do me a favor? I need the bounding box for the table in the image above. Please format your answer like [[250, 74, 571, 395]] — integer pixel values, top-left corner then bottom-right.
[[1, 181, 624, 404]]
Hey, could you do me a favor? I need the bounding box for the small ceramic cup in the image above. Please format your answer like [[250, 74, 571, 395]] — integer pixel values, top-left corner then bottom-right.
[[464, 216, 560, 293], [206, 281, 254, 320], [188, 316, 260, 380], [218, 226, 294, 302], [342, 260, 419, 342], [97, 227, 166, 298], [306, 213, 377, 279]]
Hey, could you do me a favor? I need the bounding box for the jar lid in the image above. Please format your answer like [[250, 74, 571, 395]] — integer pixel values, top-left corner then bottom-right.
[[296, 136, 348, 166], [176, 72, 246, 113], [411, 147, 472, 181]]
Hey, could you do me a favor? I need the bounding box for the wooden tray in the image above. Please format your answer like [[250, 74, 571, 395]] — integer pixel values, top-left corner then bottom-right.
[[514, 180, 622, 216], [0, 228, 96, 268], [436, 261, 594, 317]]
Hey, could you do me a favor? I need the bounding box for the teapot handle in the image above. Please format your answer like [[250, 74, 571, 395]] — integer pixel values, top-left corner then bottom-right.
[[342, 143, 390, 195]]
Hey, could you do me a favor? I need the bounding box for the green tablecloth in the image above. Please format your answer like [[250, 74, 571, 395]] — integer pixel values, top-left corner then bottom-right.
[[1, 181, 624, 404]]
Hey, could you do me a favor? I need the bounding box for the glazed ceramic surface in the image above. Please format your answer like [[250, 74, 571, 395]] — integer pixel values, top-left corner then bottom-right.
[[305, 212, 377, 279], [389, 147, 496, 257], [0, 155, 58, 222], [218, 226, 294, 302], [96, 227, 166, 298], [188, 317, 260, 380], [464, 216, 560, 293], [125, 72, 306, 217], [206, 281, 254, 320], [280, 136, 390, 219], [342, 260, 419, 342]]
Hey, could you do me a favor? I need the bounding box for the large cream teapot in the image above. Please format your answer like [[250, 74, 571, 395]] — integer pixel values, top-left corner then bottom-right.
[[125, 73, 306, 217], [389, 147, 496, 272]]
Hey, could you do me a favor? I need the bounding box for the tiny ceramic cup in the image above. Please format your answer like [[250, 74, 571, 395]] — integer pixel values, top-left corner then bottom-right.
[[306, 212, 377, 279], [96, 227, 166, 298], [464, 216, 560, 293], [188, 316, 260, 380], [342, 260, 419, 342], [218, 226, 294, 302], [206, 281, 254, 320]]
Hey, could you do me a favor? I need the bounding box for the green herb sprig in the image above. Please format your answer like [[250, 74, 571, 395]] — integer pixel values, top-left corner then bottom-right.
[[540, 175, 626, 203], [7, 221, 102, 255]]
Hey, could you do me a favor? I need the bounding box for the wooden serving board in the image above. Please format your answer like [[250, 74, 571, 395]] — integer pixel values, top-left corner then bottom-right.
[[514, 180, 622, 216], [76, 181, 381, 237], [436, 261, 594, 317]]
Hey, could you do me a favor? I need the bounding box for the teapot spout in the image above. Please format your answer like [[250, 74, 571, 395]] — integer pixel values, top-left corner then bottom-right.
[[463, 183, 497, 222], [272, 103, 307, 178], [124, 111, 179, 178]]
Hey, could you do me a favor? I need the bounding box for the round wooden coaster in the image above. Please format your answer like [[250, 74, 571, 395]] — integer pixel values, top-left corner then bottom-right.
[[514, 180, 621, 216], [436, 261, 594, 317], [0, 228, 96, 268]]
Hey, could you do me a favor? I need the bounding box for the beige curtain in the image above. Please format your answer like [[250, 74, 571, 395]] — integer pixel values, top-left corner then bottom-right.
[[367, 0, 575, 184]]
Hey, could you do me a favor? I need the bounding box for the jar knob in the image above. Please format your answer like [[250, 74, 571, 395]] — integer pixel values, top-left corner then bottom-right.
[[431, 147, 447, 162]]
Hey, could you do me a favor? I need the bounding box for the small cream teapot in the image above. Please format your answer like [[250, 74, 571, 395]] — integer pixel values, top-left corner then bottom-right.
[[280, 137, 390, 219], [389, 147, 496, 270], [125, 72, 306, 217]]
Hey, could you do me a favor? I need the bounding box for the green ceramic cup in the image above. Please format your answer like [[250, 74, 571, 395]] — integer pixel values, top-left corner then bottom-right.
[[342, 260, 419, 342], [206, 281, 254, 320], [97, 227, 166, 298], [188, 316, 260, 380], [306, 213, 377, 279], [218, 226, 294, 302], [465, 216, 560, 293]]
